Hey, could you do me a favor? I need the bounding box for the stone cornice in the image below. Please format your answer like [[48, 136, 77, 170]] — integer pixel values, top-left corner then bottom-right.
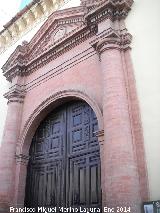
[[4, 87, 26, 104], [91, 28, 132, 55], [85, 0, 134, 22]]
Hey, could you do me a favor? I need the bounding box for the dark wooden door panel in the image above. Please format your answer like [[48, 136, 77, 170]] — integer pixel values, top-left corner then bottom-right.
[[25, 101, 101, 211], [67, 152, 101, 208]]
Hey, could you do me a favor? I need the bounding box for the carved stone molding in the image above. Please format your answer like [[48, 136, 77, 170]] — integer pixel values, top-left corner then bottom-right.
[[2, 24, 98, 82], [85, 0, 134, 23], [2, 41, 28, 82], [2, 0, 133, 82], [91, 28, 132, 57], [4, 88, 26, 104]]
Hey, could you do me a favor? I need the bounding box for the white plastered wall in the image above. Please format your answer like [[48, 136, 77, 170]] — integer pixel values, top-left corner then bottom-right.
[[126, 0, 160, 200]]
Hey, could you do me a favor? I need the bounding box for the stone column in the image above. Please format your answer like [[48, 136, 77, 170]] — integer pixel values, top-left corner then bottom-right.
[[0, 86, 26, 212], [95, 31, 142, 212]]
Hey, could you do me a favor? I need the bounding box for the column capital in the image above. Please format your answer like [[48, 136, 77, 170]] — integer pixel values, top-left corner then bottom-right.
[[91, 28, 132, 56], [4, 87, 26, 104], [2, 42, 28, 82]]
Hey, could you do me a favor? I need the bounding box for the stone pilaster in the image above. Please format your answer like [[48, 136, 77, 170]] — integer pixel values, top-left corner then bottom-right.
[[94, 31, 142, 212], [0, 85, 26, 212]]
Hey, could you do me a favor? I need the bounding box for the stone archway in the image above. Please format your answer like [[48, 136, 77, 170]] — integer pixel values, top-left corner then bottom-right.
[[14, 89, 104, 208], [25, 100, 102, 211]]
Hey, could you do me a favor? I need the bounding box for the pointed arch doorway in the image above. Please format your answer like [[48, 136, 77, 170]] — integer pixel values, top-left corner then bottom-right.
[[25, 100, 102, 211]]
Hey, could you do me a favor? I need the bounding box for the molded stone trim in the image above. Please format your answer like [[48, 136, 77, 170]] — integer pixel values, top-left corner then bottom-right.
[[4, 88, 26, 104], [91, 27, 132, 58]]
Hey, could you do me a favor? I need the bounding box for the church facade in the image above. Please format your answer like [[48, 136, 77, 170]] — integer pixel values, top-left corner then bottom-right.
[[0, 0, 149, 212]]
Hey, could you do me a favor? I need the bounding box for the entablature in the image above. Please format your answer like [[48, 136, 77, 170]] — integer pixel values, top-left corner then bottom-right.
[[2, 0, 133, 82]]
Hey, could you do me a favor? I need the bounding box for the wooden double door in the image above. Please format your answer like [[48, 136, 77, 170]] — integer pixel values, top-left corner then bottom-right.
[[25, 101, 102, 211]]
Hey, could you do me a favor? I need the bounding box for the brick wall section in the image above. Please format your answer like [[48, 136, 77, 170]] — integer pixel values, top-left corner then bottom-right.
[[100, 49, 142, 212]]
